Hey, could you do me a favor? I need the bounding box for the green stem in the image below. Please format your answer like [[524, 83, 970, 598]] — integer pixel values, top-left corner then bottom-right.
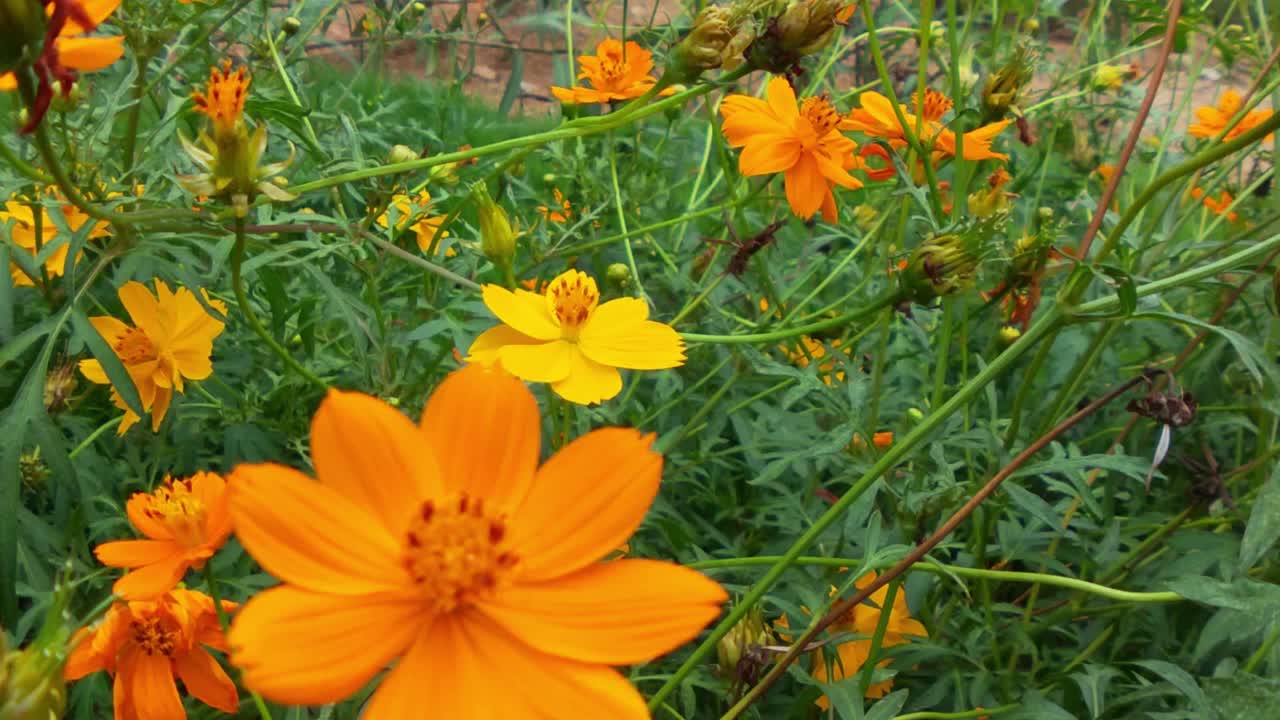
[[681, 290, 902, 345], [1244, 623, 1280, 674], [203, 566, 275, 720], [67, 417, 123, 460], [231, 219, 328, 389], [0, 139, 52, 184]]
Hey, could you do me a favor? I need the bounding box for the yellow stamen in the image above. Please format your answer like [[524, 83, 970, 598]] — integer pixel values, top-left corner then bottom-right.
[[142, 477, 209, 550], [800, 95, 842, 139], [916, 89, 953, 123], [402, 494, 518, 614], [130, 614, 179, 657]]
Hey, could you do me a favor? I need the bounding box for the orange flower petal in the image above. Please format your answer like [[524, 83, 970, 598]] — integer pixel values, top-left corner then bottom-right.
[[229, 585, 427, 706], [549, 347, 622, 404], [55, 36, 125, 73], [580, 300, 685, 370], [479, 559, 725, 664], [116, 281, 164, 345], [738, 137, 803, 175], [419, 364, 541, 510], [64, 0, 121, 32], [94, 539, 178, 568], [111, 553, 189, 600], [128, 649, 184, 720], [765, 76, 799, 122], [508, 428, 661, 581], [174, 646, 239, 713], [228, 463, 407, 594], [784, 153, 828, 219], [362, 610, 649, 720], [481, 285, 561, 340], [88, 315, 129, 345], [310, 389, 442, 534]]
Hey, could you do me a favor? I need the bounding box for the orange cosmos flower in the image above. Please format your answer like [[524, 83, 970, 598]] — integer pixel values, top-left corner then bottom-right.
[[93, 472, 232, 599], [551, 38, 674, 104], [65, 588, 238, 720], [0, 0, 125, 91], [720, 76, 864, 222], [783, 335, 849, 385], [3, 190, 110, 287], [1191, 187, 1240, 223], [843, 89, 1011, 167], [537, 188, 572, 223], [812, 571, 927, 704], [1188, 89, 1274, 143], [191, 59, 249, 141], [467, 269, 685, 404], [226, 364, 727, 718], [376, 190, 454, 255], [78, 280, 227, 434]]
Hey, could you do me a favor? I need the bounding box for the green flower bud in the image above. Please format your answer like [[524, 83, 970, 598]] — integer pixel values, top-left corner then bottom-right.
[[282, 16, 302, 36], [667, 7, 735, 82], [981, 44, 1033, 122], [901, 233, 981, 303], [388, 144, 420, 165], [606, 262, 631, 289], [716, 604, 771, 678], [473, 183, 517, 269], [1, 570, 74, 720]]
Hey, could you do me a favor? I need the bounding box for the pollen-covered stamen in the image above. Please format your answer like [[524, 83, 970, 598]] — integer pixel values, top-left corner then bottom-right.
[[143, 477, 209, 550], [192, 59, 251, 138], [402, 494, 519, 614], [800, 95, 842, 137], [114, 327, 157, 365], [131, 614, 180, 657], [915, 89, 954, 123], [546, 271, 599, 332]]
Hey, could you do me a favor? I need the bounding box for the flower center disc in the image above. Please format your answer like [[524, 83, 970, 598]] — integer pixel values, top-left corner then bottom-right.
[[799, 96, 841, 149], [145, 478, 208, 549], [115, 327, 157, 365], [402, 494, 518, 614], [132, 615, 179, 657], [546, 271, 599, 332]]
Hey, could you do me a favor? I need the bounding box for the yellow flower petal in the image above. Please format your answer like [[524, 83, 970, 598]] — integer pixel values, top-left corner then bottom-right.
[[550, 347, 622, 404], [497, 339, 575, 383], [481, 284, 562, 340], [579, 299, 685, 370]]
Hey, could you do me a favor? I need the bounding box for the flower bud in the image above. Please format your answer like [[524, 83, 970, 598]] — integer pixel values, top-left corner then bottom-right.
[[411, 1, 427, 15], [999, 325, 1022, 344], [0, 572, 74, 720], [1021, 18, 1040, 34], [752, 0, 843, 72], [0, 0, 44, 74], [1092, 63, 1137, 92], [282, 16, 302, 35], [606, 262, 631, 289], [18, 448, 50, 491], [667, 7, 734, 82], [901, 233, 981, 303], [981, 44, 1032, 122], [387, 144, 419, 164], [43, 362, 76, 414], [473, 184, 517, 269], [716, 604, 771, 678]]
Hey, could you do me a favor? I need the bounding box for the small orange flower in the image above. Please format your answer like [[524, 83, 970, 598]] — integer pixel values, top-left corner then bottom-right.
[[720, 76, 864, 221], [835, 2, 857, 24], [1096, 164, 1116, 183], [783, 335, 849, 385], [1189, 90, 1274, 143], [65, 588, 239, 720], [537, 189, 572, 223], [93, 472, 233, 599], [872, 431, 893, 449], [1191, 187, 1240, 223], [191, 59, 250, 141], [551, 38, 674, 104], [225, 364, 726, 718], [843, 89, 1011, 165]]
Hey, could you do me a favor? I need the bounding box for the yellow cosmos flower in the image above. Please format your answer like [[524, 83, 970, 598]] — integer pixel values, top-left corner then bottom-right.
[[720, 76, 864, 222], [812, 572, 927, 704], [551, 38, 675, 105], [226, 364, 727, 718], [466, 269, 686, 404], [1188, 89, 1274, 143], [375, 190, 453, 256], [78, 280, 227, 434], [3, 191, 110, 287], [93, 472, 233, 599], [0, 0, 125, 91], [843, 89, 1011, 166], [65, 588, 239, 720]]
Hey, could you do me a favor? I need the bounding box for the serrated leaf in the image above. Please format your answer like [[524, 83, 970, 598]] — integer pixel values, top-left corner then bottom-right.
[[1239, 465, 1280, 571], [70, 307, 145, 417]]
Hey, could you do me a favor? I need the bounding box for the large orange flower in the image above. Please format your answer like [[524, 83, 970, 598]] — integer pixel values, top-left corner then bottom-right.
[[468, 269, 686, 405], [720, 76, 864, 221], [78, 280, 226, 434], [65, 588, 239, 720], [843, 89, 1010, 170], [0, 0, 125, 91], [226, 364, 726, 718], [3, 191, 110, 287], [551, 38, 674, 104], [94, 472, 233, 599], [1188, 89, 1274, 143]]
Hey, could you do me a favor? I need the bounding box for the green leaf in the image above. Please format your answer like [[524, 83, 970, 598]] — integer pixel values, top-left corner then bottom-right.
[[70, 307, 145, 418], [1134, 311, 1280, 389], [1203, 672, 1280, 719], [1097, 264, 1137, 316], [863, 689, 909, 720], [498, 50, 524, 118], [1240, 465, 1280, 571], [1166, 576, 1280, 628], [1132, 659, 1209, 717]]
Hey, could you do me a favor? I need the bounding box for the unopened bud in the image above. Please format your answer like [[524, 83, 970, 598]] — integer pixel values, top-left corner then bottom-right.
[[18, 448, 50, 491], [853, 203, 878, 232], [541, 173, 557, 184], [668, 7, 734, 82], [907, 407, 925, 422], [1038, 206, 1053, 221], [902, 233, 980, 303], [473, 184, 516, 268], [1021, 18, 1040, 34], [716, 605, 772, 678], [1, 571, 74, 720], [388, 144, 419, 164], [282, 16, 302, 35], [477, 10, 488, 27], [1092, 63, 1137, 92], [982, 44, 1032, 122], [754, 0, 842, 72], [999, 326, 1022, 344], [412, 1, 426, 14], [606, 262, 631, 288]]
